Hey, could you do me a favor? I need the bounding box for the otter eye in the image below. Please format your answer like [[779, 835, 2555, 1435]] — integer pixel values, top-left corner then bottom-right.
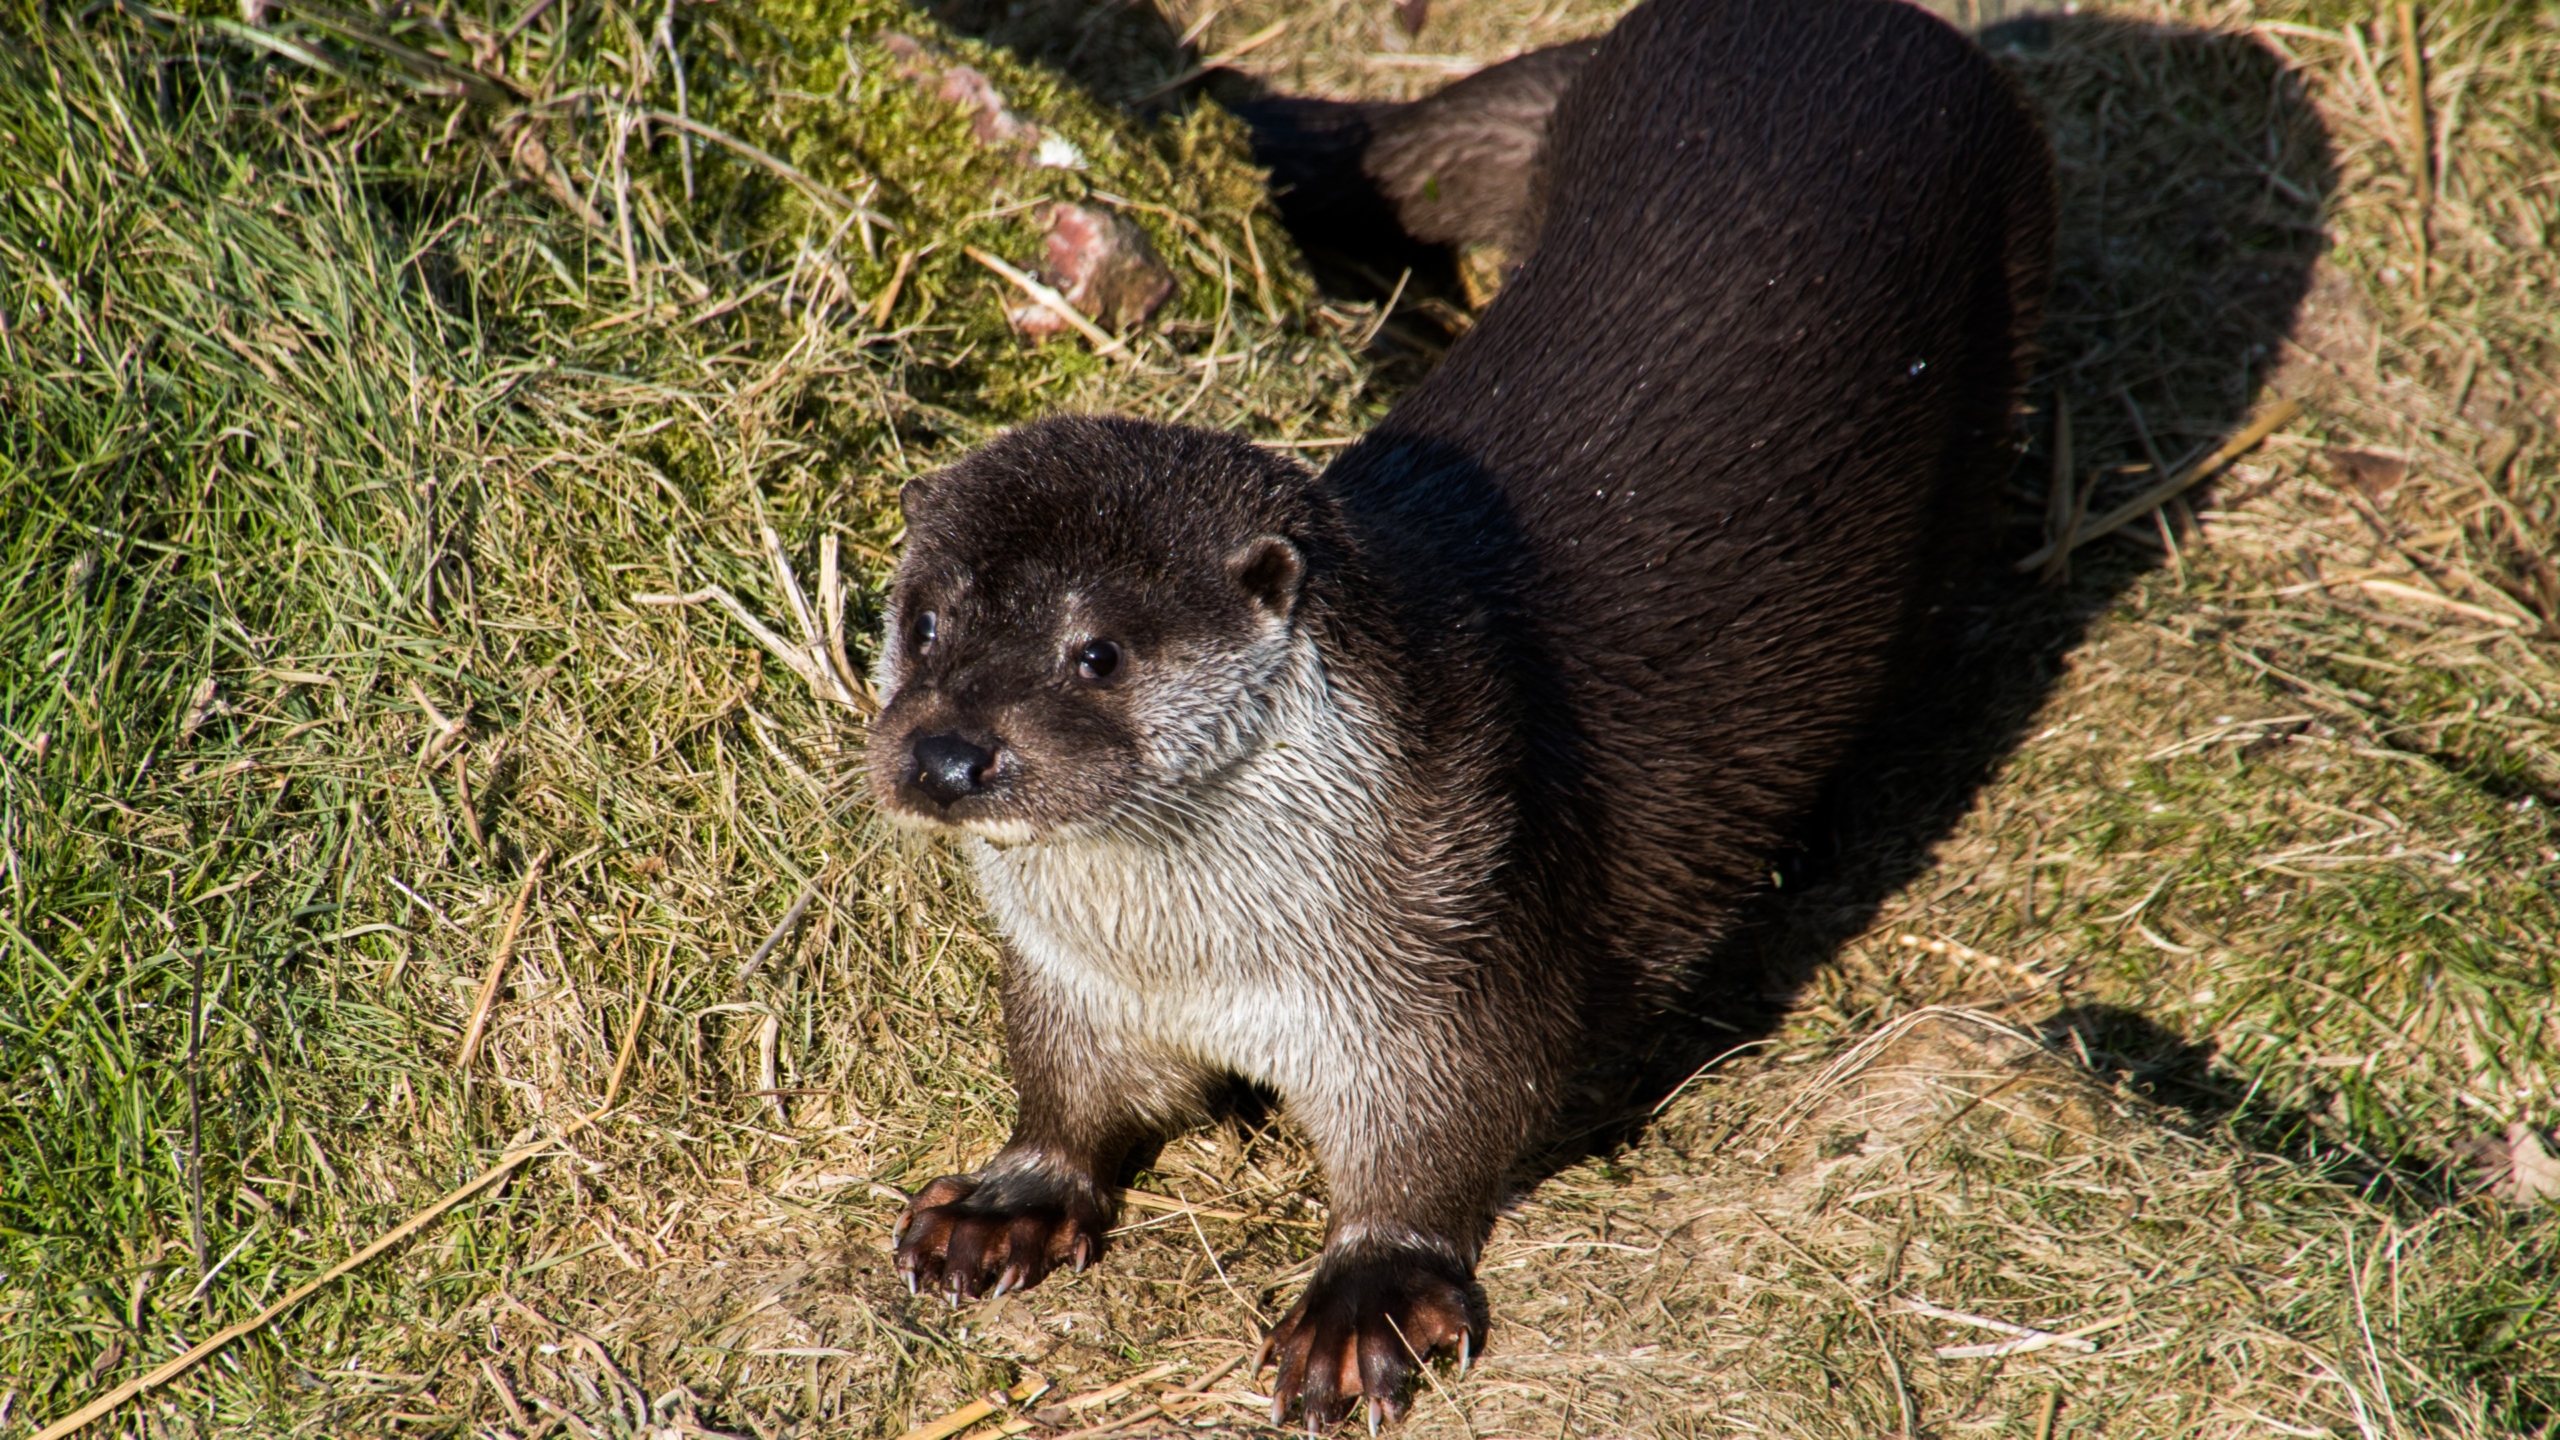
[[1075, 639, 1122, 683], [913, 610, 938, 652]]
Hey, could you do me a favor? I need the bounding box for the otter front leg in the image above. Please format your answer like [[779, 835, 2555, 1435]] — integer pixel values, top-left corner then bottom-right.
[[1263, 1034, 1551, 1429], [895, 1155, 1112, 1300], [1263, 1235, 1482, 1431], [895, 959, 1204, 1300]]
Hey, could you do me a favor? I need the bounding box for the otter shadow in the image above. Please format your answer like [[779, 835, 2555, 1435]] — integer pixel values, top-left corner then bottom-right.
[[1543, 12, 2340, 1163], [2036, 1004, 2327, 1152], [2033, 1004, 2489, 1206], [906, 0, 1197, 107]]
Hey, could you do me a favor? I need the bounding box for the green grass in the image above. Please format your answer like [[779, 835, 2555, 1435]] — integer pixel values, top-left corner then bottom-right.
[[1, 29, 511, 1421], [2, 0, 2558, 1433]]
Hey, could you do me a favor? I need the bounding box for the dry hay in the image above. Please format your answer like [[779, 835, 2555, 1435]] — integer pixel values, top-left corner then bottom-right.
[[1448, 1009, 2445, 1438], [467, 1010, 2502, 1438]]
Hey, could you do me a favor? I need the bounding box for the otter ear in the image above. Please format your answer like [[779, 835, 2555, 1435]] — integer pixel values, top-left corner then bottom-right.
[[1225, 535, 1304, 618], [899, 476, 931, 516]]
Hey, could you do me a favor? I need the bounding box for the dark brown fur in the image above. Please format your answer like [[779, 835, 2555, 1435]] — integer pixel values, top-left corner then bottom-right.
[[1362, 42, 1595, 255], [870, 0, 2055, 1426], [1236, 41, 1595, 270]]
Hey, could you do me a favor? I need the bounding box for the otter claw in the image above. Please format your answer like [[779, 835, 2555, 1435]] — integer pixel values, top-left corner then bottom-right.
[[1263, 1254, 1478, 1429], [894, 1169, 1111, 1310]]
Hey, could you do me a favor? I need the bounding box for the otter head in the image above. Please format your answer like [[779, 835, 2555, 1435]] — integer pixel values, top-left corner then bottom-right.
[[868, 416, 1320, 844]]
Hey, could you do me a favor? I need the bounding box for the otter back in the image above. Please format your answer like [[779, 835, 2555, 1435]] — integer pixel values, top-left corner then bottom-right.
[[1332, 0, 2056, 1001]]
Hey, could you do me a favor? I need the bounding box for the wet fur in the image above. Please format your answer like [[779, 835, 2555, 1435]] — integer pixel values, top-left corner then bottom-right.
[[872, 0, 2055, 1423]]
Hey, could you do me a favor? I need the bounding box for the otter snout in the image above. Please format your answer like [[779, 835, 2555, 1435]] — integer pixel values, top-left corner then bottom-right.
[[911, 732, 996, 805]]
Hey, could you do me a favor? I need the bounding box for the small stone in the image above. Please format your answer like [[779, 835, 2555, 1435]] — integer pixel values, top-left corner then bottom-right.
[[881, 32, 936, 81], [2505, 1123, 2560, 1204], [882, 35, 1042, 155], [936, 65, 1040, 148], [1007, 203, 1176, 337]]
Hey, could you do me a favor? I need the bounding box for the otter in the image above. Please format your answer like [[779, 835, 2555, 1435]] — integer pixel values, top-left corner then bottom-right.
[[866, 0, 2055, 1427]]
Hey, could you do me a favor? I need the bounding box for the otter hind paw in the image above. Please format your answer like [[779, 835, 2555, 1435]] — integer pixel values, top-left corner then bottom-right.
[[893, 1172, 1107, 1301], [1261, 1252, 1481, 1429]]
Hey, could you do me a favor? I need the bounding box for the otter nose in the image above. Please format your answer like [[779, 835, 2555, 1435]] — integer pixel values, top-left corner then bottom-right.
[[912, 733, 995, 805]]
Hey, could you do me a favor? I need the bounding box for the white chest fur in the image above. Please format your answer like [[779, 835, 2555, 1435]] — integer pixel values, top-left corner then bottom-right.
[[970, 641, 1435, 1098]]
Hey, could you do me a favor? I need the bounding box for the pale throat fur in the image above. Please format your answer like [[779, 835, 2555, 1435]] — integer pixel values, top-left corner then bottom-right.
[[880, 611, 1468, 1117]]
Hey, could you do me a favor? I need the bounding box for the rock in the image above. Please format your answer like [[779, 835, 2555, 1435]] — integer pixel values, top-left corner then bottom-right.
[[880, 31, 936, 81], [881, 34, 1077, 163], [1006, 203, 1176, 337], [935, 63, 1040, 149]]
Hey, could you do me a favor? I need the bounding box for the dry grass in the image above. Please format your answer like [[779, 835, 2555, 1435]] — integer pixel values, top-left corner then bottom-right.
[[3, 0, 2558, 1435]]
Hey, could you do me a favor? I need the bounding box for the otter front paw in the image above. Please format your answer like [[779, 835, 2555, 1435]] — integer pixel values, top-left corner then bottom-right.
[[893, 1171, 1110, 1300], [1261, 1249, 1482, 1431]]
